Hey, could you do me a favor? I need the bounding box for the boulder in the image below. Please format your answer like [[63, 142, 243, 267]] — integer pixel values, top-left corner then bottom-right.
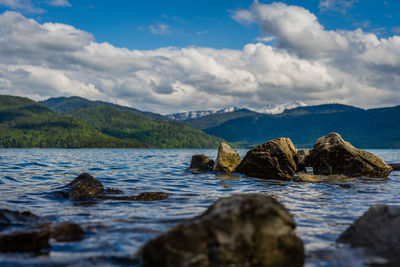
[[188, 154, 214, 172], [65, 173, 104, 200], [296, 149, 312, 172], [337, 205, 400, 262], [213, 142, 241, 173], [140, 194, 304, 267], [50, 222, 85, 242], [235, 138, 297, 179], [311, 133, 392, 178], [0, 227, 50, 253]]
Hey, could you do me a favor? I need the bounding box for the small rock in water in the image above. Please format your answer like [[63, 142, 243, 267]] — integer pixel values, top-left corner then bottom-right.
[[188, 154, 214, 172], [0, 209, 40, 227], [0, 227, 50, 253], [235, 138, 298, 179], [311, 132, 392, 178], [337, 205, 400, 263], [51, 222, 85, 242], [213, 142, 241, 173], [65, 173, 104, 200], [296, 149, 312, 172], [140, 194, 304, 266]]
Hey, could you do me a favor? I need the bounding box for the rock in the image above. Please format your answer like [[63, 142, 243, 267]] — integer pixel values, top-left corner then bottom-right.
[[188, 154, 214, 172], [389, 163, 400, 171], [51, 222, 85, 242], [0, 209, 40, 227], [213, 142, 241, 173], [140, 194, 304, 267], [0, 228, 50, 253], [291, 173, 354, 182], [64, 173, 104, 200], [337, 205, 400, 261], [311, 133, 392, 178], [296, 149, 312, 172], [97, 192, 170, 201], [235, 138, 297, 179]]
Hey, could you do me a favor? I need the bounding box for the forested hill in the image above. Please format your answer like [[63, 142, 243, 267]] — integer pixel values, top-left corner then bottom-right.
[[188, 104, 400, 149], [0, 95, 221, 148]]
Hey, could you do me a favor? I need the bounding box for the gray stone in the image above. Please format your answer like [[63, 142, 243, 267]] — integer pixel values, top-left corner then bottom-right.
[[213, 142, 241, 173], [311, 133, 392, 178], [140, 194, 304, 267], [188, 154, 214, 172]]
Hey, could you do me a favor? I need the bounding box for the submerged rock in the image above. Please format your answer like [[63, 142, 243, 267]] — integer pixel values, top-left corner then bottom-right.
[[97, 192, 170, 201], [235, 138, 297, 179], [311, 133, 392, 178], [188, 154, 214, 172], [0, 227, 50, 253], [51, 222, 85, 242], [337, 205, 400, 262], [140, 194, 304, 267], [291, 173, 354, 182], [296, 149, 312, 172], [389, 163, 400, 171], [213, 142, 241, 173], [65, 173, 104, 200], [0, 209, 40, 227]]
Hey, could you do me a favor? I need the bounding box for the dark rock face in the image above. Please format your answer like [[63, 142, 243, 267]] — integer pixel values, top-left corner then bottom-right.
[[389, 163, 400, 171], [235, 138, 297, 179], [0, 227, 50, 253], [213, 142, 241, 173], [65, 173, 104, 200], [337, 205, 400, 262], [296, 149, 312, 172], [140, 194, 304, 267], [51, 222, 85, 242], [188, 154, 214, 172], [311, 133, 392, 178]]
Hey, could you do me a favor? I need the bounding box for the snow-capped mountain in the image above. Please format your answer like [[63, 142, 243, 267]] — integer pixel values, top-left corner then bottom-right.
[[166, 106, 239, 121], [255, 101, 307, 114]]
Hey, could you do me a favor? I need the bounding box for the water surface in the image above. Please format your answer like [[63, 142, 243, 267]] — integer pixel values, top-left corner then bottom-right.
[[0, 149, 399, 266]]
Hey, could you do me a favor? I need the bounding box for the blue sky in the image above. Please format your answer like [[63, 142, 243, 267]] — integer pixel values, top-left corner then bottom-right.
[[1, 0, 399, 50], [0, 0, 399, 113]]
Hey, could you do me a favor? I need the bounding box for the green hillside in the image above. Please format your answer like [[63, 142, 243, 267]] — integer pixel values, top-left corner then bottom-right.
[[70, 106, 222, 148], [197, 104, 400, 148], [40, 96, 168, 121], [0, 95, 146, 148]]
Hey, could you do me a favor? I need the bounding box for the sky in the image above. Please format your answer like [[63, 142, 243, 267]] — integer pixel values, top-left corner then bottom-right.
[[0, 0, 399, 113]]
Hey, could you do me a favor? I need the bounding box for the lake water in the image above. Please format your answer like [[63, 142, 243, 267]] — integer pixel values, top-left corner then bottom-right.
[[0, 149, 399, 266]]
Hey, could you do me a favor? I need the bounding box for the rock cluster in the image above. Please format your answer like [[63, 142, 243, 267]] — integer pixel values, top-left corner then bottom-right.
[[140, 194, 304, 267]]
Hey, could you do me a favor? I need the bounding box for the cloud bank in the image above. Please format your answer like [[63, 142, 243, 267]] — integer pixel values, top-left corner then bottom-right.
[[0, 1, 399, 113]]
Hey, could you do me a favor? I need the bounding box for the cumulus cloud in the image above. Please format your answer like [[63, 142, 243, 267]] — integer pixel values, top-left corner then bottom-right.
[[0, 2, 400, 113]]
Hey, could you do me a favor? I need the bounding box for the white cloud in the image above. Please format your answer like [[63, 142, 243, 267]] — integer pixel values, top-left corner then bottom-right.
[[0, 4, 400, 114], [319, 0, 358, 14], [0, 0, 44, 13], [49, 0, 71, 7], [148, 23, 171, 36]]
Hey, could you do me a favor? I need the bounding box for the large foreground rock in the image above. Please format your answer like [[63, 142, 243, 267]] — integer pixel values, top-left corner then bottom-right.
[[235, 138, 297, 179], [337, 205, 400, 262], [213, 142, 241, 173], [311, 133, 392, 178], [188, 154, 214, 172], [140, 194, 304, 266]]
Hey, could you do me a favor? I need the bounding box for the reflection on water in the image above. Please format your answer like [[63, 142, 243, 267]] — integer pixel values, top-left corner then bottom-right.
[[0, 149, 399, 266]]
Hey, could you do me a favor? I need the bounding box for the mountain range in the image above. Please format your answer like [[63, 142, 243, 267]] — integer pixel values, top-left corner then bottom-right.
[[166, 101, 306, 121], [1, 95, 399, 149]]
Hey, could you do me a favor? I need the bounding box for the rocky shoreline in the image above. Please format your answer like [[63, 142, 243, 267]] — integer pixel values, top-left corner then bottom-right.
[[1, 132, 399, 266]]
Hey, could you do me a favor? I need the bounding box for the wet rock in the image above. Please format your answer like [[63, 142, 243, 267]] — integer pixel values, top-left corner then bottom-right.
[[51, 222, 85, 242], [235, 138, 297, 179], [389, 163, 400, 171], [213, 142, 241, 173], [188, 154, 214, 172], [291, 173, 354, 182], [98, 192, 170, 201], [296, 149, 312, 172], [0, 209, 40, 228], [0, 227, 50, 253], [311, 133, 392, 178], [64, 173, 104, 200], [140, 194, 304, 267], [337, 205, 400, 262]]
